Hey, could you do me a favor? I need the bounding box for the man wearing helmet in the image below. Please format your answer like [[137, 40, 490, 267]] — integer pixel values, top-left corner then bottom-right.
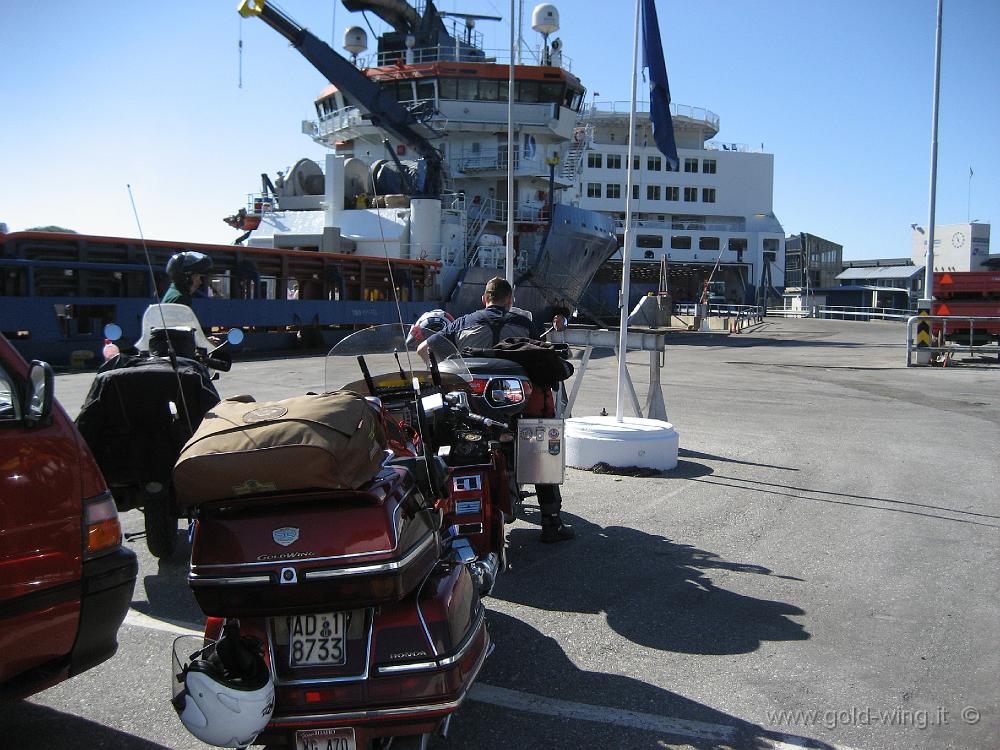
[[162, 251, 213, 307], [417, 277, 574, 543]]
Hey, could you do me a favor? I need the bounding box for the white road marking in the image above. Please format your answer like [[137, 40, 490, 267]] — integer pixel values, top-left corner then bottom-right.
[[124, 609, 202, 636], [123, 610, 863, 750]]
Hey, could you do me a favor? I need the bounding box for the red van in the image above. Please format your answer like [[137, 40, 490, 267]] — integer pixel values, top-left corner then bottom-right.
[[0, 334, 137, 699]]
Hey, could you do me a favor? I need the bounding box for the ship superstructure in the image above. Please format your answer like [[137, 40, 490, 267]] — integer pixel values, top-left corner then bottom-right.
[[237, 0, 617, 322], [570, 102, 786, 312]]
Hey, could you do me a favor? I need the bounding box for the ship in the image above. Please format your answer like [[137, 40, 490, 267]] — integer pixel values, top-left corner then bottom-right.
[[1, 1, 617, 365], [229, 0, 618, 323]]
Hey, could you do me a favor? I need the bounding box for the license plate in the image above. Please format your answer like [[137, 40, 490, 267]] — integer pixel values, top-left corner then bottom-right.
[[288, 612, 349, 667], [295, 727, 356, 750]]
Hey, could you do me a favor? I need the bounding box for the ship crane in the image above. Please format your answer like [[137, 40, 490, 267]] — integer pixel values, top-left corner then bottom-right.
[[238, 0, 443, 196]]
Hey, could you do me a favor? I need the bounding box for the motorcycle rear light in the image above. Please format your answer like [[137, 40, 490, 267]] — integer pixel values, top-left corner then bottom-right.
[[468, 378, 489, 395], [305, 691, 322, 703], [84, 490, 122, 559]]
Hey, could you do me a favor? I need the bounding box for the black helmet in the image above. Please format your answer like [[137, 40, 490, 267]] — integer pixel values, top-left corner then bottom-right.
[[166, 251, 213, 285]]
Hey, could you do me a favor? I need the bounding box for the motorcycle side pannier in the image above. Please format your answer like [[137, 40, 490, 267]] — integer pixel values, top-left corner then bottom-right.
[[173, 391, 387, 508]]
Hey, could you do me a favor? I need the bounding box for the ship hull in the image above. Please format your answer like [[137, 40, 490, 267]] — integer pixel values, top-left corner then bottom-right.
[[450, 204, 618, 323]]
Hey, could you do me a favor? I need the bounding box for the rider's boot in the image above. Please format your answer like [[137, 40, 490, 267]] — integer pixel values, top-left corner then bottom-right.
[[536, 484, 574, 543], [540, 513, 575, 543]]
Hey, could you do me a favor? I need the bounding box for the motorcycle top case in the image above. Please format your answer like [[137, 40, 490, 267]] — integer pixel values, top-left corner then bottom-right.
[[188, 468, 441, 616], [173, 391, 387, 509]]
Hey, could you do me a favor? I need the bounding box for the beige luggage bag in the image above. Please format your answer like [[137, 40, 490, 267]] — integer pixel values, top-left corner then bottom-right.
[[173, 391, 386, 507]]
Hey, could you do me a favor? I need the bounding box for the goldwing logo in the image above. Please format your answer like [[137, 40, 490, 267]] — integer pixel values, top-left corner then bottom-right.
[[272, 527, 300, 547]]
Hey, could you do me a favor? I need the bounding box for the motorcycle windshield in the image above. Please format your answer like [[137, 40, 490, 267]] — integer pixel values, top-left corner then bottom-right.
[[135, 304, 212, 352], [325, 324, 471, 396]]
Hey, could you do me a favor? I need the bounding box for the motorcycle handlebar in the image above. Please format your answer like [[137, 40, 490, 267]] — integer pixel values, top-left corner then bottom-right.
[[459, 410, 507, 430]]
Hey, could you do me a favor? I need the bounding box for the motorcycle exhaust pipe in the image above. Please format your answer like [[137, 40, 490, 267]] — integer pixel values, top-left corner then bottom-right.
[[471, 552, 501, 597]]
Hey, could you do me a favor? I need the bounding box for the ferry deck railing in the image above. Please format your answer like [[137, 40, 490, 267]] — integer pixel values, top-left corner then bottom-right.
[[767, 306, 913, 321], [353, 45, 575, 73], [584, 101, 720, 131], [905, 315, 1000, 366]]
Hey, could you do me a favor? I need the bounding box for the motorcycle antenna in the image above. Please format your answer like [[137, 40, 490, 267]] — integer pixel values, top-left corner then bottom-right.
[[127, 184, 196, 436]]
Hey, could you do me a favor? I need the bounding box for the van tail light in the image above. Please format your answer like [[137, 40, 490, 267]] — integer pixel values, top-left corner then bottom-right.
[[84, 491, 122, 559]]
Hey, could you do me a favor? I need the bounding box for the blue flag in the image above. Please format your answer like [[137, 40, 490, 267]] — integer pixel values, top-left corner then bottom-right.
[[641, 0, 678, 170]]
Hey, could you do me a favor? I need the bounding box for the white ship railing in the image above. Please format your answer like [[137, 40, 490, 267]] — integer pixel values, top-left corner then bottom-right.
[[584, 101, 720, 130], [705, 142, 765, 154], [767, 306, 913, 320], [469, 243, 530, 271], [354, 45, 575, 73]]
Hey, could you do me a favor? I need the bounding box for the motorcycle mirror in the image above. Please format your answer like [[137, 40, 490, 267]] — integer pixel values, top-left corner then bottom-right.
[[226, 328, 245, 346], [446, 390, 469, 410], [103, 323, 123, 341]]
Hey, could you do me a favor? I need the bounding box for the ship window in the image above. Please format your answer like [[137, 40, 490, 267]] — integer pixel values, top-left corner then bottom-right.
[[684, 187, 698, 202], [729, 238, 747, 252], [684, 158, 698, 173], [665, 186, 679, 201], [703, 159, 717, 174], [632, 184, 639, 199], [702, 188, 717, 203], [478, 79, 499, 100], [517, 81, 541, 103], [633, 155, 640, 170], [587, 153, 602, 169], [606, 154, 622, 169], [700, 237, 720, 251], [439, 78, 458, 99], [637, 235, 663, 248], [457, 78, 478, 100], [647, 156, 662, 171], [606, 184, 621, 199], [539, 82, 563, 103], [647, 185, 661, 201], [586, 182, 602, 198], [415, 80, 435, 101], [671, 236, 692, 249]]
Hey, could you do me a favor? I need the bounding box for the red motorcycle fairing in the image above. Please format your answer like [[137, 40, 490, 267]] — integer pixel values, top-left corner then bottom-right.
[[442, 456, 509, 561], [188, 467, 441, 616], [226, 562, 489, 748]]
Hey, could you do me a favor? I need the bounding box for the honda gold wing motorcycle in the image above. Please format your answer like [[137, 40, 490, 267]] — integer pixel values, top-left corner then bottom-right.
[[171, 325, 524, 750]]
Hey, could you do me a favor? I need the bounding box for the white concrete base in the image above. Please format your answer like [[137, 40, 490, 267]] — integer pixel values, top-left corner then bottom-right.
[[565, 416, 679, 471]]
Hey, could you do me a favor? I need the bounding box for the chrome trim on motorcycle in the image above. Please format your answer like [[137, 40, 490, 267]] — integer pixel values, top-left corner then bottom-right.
[[304, 533, 436, 580], [269, 626, 492, 726], [376, 604, 486, 675], [192, 501, 406, 570]]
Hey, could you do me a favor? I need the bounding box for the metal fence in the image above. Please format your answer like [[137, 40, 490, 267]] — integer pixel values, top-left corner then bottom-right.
[[905, 315, 1000, 366]]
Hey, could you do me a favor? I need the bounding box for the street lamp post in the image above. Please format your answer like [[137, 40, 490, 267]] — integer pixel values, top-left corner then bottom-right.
[[915, 0, 944, 365]]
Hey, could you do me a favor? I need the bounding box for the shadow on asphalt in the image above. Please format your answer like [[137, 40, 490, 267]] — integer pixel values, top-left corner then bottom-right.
[[447, 610, 832, 750], [130, 535, 205, 626], [0, 701, 172, 749], [693, 475, 1000, 529], [498, 514, 808, 656]]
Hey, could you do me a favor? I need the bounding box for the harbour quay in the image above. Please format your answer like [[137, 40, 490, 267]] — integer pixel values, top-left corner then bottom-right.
[[30, 317, 999, 750]]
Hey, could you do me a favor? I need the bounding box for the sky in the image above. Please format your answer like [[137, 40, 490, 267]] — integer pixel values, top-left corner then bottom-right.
[[1, 0, 997, 261]]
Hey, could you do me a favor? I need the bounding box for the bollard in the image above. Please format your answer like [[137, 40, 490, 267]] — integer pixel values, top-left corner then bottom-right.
[[914, 301, 932, 365]]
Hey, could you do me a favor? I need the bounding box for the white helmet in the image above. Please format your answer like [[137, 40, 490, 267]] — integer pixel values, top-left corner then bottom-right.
[[406, 309, 454, 346], [172, 626, 274, 748]]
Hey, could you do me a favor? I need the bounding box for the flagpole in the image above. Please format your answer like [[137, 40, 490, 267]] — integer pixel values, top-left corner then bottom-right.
[[505, 0, 515, 285], [967, 166, 972, 223], [615, 0, 642, 422]]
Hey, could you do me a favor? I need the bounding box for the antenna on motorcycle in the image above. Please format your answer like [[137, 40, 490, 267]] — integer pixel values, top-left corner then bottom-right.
[[356, 355, 376, 395], [128, 184, 194, 435], [427, 349, 442, 390]]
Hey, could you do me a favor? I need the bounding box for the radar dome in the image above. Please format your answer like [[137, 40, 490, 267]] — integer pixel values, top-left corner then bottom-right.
[[532, 4, 560, 35], [344, 27, 368, 56]]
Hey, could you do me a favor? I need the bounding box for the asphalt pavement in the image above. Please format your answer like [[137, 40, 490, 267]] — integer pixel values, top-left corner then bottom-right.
[[5, 318, 997, 750]]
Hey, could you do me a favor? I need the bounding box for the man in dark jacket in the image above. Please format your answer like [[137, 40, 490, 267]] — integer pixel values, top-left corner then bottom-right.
[[419, 277, 574, 543]]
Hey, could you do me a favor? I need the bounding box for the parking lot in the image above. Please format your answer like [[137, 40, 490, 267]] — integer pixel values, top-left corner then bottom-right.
[[5, 318, 997, 750]]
